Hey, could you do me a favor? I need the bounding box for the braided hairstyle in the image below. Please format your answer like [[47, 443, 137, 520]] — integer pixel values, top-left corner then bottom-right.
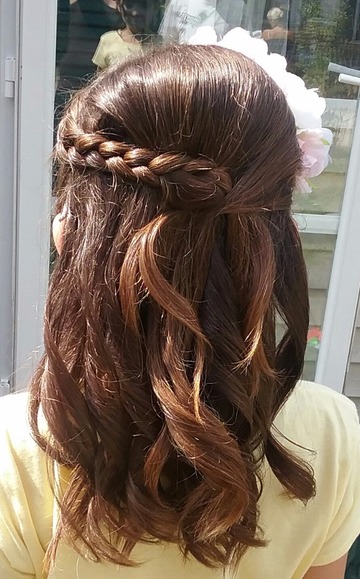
[[29, 44, 314, 570]]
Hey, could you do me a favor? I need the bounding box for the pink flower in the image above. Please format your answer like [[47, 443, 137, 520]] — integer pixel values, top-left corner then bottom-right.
[[295, 128, 333, 192], [295, 175, 312, 194], [297, 128, 333, 178]]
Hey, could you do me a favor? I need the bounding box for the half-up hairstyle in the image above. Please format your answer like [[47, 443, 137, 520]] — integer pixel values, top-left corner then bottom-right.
[[29, 44, 315, 570]]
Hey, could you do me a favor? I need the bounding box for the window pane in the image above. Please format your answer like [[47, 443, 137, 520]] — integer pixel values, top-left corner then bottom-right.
[[300, 233, 337, 380], [344, 297, 360, 410]]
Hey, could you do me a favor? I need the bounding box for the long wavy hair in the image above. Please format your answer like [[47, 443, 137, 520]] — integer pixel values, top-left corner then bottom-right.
[[29, 44, 315, 570]]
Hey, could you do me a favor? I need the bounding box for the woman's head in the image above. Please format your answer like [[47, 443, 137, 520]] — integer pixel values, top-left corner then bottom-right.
[[31, 45, 314, 570], [117, 0, 162, 36], [267, 7, 286, 27]]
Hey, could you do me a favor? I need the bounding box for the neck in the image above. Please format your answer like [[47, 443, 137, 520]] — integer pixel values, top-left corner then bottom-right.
[[120, 27, 140, 43]]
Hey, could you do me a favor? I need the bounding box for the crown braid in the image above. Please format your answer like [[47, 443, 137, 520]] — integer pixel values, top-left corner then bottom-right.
[[56, 129, 236, 213]]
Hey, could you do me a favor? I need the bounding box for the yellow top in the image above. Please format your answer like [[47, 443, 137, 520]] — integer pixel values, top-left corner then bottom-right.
[[1, 382, 360, 578], [92, 30, 141, 69]]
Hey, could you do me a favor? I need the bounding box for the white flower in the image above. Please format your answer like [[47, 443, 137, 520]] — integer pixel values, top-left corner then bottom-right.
[[189, 25, 333, 193], [285, 81, 326, 129], [188, 26, 217, 46], [258, 52, 288, 88], [218, 27, 268, 62]]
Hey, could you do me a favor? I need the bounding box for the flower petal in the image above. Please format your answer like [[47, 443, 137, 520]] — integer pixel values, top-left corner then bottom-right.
[[188, 26, 218, 45]]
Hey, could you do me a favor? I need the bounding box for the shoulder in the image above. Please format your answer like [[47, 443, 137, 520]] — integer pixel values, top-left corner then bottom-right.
[[274, 381, 360, 473], [0, 390, 31, 442], [94, 31, 123, 52], [0, 392, 54, 573], [275, 381, 360, 503], [0, 389, 28, 412], [98, 30, 121, 43], [93, 31, 124, 68], [276, 380, 358, 439], [0, 390, 48, 476], [274, 383, 360, 566]]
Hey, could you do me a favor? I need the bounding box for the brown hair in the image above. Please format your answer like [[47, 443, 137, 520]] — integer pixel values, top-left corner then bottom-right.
[[29, 44, 314, 570]]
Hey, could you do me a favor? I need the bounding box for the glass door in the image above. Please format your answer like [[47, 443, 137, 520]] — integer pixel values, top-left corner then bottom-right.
[[0, 0, 114, 394], [9, 0, 55, 391], [313, 73, 360, 392], [11, 0, 360, 395]]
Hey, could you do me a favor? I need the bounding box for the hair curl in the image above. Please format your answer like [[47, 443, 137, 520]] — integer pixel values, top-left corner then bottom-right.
[[29, 44, 314, 571]]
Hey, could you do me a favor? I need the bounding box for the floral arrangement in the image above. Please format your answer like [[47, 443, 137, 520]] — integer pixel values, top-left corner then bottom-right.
[[189, 27, 333, 193]]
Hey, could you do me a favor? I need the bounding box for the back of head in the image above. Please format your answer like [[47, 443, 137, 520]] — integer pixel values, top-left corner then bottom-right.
[[117, 0, 162, 36], [30, 45, 314, 570], [267, 6, 286, 24]]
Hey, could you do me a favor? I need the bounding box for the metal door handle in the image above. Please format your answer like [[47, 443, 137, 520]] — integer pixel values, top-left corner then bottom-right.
[[4, 57, 16, 98], [328, 62, 360, 86]]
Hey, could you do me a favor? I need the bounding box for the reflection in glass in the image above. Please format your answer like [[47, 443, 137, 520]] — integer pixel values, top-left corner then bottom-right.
[[93, 0, 163, 70], [55, 0, 163, 120], [160, 0, 229, 42], [55, 1, 360, 101]]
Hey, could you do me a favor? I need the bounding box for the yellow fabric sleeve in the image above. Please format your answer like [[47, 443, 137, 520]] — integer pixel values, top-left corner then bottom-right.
[[0, 393, 52, 579], [312, 398, 360, 566], [92, 35, 107, 69]]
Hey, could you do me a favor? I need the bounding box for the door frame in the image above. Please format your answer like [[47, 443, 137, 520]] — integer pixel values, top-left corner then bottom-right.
[[315, 96, 360, 392], [12, 0, 57, 390], [0, 0, 18, 395]]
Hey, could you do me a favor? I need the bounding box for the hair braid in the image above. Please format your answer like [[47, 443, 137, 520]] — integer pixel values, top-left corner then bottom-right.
[[57, 129, 233, 212]]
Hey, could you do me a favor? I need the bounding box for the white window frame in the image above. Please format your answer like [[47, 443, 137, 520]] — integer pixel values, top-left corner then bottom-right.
[[0, 0, 18, 395]]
